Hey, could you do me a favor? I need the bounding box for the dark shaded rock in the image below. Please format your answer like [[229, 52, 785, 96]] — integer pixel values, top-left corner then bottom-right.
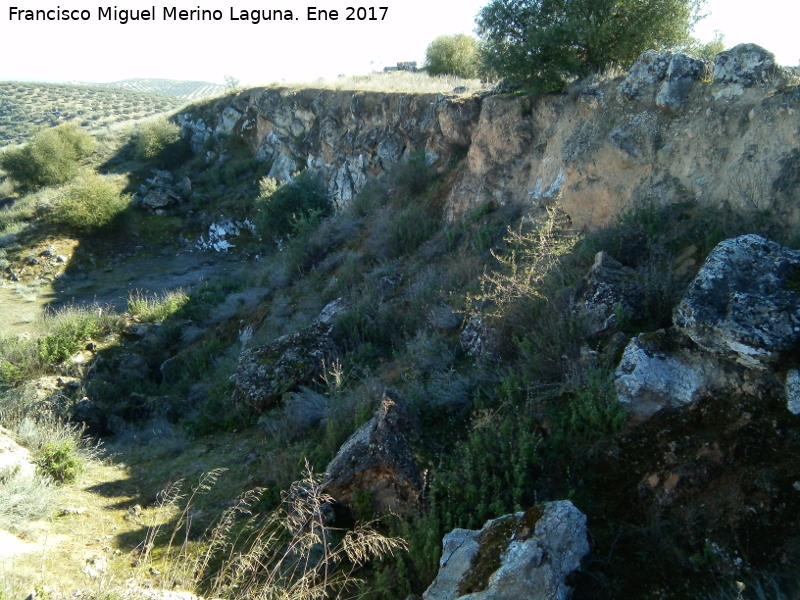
[[674, 234, 800, 371], [233, 321, 337, 413], [70, 398, 108, 435], [656, 54, 708, 111], [423, 502, 589, 600], [572, 251, 642, 337], [786, 369, 800, 416], [324, 389, 422, 514], [428, 304, 462, 331]]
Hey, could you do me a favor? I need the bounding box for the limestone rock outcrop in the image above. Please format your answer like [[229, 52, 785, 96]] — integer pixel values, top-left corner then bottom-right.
[[423, 501, 589, 600], [324, 389, 422, 514], [713, 43, 784, 88]]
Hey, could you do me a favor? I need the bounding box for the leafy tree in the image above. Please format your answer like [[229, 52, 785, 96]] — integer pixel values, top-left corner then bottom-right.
[[0, 124, 96, 191], [424, 34, 481, 78], [477, 0, 706, 91]]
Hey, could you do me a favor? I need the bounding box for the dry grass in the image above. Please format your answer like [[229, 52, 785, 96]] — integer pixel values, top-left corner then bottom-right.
[[136, 463, 407, 600], [263, 70, 492, 95]]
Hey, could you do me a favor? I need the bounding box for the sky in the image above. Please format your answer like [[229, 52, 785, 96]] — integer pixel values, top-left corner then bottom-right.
[[0, 0, 797, 85]]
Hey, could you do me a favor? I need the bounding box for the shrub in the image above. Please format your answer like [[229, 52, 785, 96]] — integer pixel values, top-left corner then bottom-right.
[[47, 170, 130, 234], [424, 34, 482, 78], [254, 170, 332, 243], [0, 467, 56, 534], [38, 440, 82, 483], [477, 0, 705, 91], [0, 124, 97, 191], [134, 117, 181, 161]]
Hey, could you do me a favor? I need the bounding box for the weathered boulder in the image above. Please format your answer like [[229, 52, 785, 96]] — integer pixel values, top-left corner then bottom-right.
[[674, 234, 800, 371], [656, 54, 708, 111], [713, 43, 783, 88], [615, 330, 751, 424], [619, 51, 672, 100], [233, 321, 336, 413], [572, 251, 642, 337], [0, 427, 36, 479], [423, 501, 589, 600], [460, 315, 501, 362], [324, 390, 422, 514]]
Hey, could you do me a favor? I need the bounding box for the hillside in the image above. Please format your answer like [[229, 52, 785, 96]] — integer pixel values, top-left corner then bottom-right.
[[0, 81, 184, 147], [95, 79, 226, 100], [1, 48, 800, 600]]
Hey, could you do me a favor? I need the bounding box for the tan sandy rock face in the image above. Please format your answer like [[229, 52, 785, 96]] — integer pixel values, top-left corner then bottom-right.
[[183, 46, 798, 232]]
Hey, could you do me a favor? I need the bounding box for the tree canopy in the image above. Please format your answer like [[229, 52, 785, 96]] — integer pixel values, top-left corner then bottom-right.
[[424, 34, 482, 79], [477, 0, 706, 91]]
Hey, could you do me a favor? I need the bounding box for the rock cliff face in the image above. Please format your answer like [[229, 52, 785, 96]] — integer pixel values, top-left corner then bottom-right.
[[180, 44, 799, 229]]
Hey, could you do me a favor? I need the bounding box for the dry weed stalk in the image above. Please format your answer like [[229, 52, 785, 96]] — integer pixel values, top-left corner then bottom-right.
[[138, 462, 406, 600]]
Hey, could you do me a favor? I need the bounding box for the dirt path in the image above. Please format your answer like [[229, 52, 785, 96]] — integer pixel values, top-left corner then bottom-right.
[[0, 461, 142, 596]]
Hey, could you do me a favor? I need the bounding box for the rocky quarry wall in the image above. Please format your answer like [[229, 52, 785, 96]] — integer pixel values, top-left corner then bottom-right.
[[180, 43, 799, 229], [179, 44, 800, 600]]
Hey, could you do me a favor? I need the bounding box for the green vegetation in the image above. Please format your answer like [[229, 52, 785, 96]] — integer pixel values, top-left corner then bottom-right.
[[424, 34, 482, 79], [0, 304, 123, 385], [0, 124, 97, 191], [46, 170, 130, 234], [477, 0, 706, 91], [38, 439, 82, 483], [128, 289, 191, 323], [133, 117, 182, 161], [254, 171, 332, 243]]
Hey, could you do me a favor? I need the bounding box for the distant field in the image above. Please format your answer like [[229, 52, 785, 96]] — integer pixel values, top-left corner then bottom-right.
[[95, 78, 226, 100], [0, 79, 221, 147]]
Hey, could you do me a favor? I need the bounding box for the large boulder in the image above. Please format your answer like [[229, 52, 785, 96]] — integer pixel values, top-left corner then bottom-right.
[[713, 43, 784, 88], [619, 51, 672, 100], [423, 501, 589, 600], [233, 321, 337, 412], [615, 329, 753, 424], [324, 390, 422, 514], [674, 234, 800, 371]]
